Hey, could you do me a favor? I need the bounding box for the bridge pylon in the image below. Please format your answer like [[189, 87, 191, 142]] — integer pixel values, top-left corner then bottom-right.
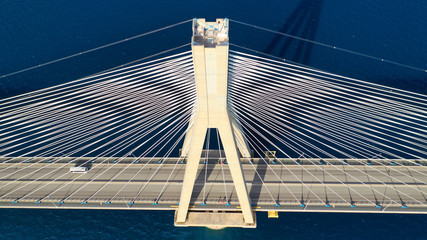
[[175, 18, 255, 228]]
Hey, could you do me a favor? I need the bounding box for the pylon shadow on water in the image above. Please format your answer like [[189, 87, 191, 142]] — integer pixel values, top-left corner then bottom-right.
[[264, 0, 324, 65]]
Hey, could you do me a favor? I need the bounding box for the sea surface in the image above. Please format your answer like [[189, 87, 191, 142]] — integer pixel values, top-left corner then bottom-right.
[[0, 0, 426, 239]]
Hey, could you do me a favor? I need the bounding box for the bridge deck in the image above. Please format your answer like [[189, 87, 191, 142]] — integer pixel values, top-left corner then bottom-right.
[[0, 158, 426, 214]]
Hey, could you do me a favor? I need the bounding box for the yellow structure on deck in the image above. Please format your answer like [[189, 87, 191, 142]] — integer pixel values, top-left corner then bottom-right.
[[268, 211, 279, 218]]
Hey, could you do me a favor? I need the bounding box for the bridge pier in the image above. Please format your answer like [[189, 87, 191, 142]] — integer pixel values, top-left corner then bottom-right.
[[176, 18, 255, 228]]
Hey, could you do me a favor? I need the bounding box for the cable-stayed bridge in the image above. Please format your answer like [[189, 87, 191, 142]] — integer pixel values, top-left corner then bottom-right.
[[0, 18, 426, 229]]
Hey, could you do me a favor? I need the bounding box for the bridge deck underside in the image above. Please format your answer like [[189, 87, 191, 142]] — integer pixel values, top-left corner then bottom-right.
[[0, 158, 426, 214]]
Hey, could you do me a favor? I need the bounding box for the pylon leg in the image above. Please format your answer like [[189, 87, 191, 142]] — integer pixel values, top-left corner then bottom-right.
[[176, 115, 254, 224], [231, 114, 251, 158], [180, 115, 196, 157], [176, 119, 208, 223]]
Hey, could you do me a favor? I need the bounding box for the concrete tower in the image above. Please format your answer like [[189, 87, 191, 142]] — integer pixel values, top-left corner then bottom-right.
[[175, 18, 255, 228]]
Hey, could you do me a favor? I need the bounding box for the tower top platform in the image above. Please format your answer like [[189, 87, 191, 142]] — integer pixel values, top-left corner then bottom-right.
[[192, 18, 229, 47]]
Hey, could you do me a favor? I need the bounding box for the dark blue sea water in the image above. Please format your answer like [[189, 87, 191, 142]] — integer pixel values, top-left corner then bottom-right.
[[0, 0, 426, 239]]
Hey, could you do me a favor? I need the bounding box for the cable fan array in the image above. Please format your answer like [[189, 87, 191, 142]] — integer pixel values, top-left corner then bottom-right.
[[229, 51, 427, 160], [0, 51, 197, 203], [227, 50, 427, 207], [0, 47, 426, 209]]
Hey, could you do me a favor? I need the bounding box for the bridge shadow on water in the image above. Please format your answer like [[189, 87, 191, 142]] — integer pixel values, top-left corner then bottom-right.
[[264, 0, 324, 65]]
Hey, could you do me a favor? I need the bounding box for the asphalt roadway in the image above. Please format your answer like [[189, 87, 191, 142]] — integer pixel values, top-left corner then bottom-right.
[[1, 158, 426, 212]]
